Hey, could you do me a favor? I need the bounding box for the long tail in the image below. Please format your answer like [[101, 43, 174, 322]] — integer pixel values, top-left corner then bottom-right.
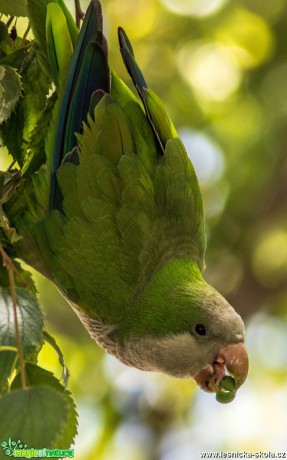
[[50, 0, 110, 209], [118, 27, 167, 155]]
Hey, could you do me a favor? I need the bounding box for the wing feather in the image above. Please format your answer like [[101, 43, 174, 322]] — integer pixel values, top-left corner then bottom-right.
[[36, 3, 206, 321]]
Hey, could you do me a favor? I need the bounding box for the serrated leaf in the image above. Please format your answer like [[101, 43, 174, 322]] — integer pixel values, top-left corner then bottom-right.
[[0, 170, 20, 204], [0, 21, 8, 44], [0, 385, 78, 449], [0, 0, 27, 17], [26, 0, 51, 78], [0, 287, 43, 352], [0, 202, 22, 245], [0, 65, 22, 123], [0, 260, 37, 293], [0, 169, 21, 245], [0, 101, 24, 165], [11, 364, 78, 447], [22, 92, 57, 177], [0, 43, 31, 68], [0, 287, 43, 394], [11, 363, 64, 390], [1, 48, 50, 166], [43, 330, 69, 385]]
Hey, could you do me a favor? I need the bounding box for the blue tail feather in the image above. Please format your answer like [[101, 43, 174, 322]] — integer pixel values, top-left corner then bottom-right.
[[50, 0, 110, 210]]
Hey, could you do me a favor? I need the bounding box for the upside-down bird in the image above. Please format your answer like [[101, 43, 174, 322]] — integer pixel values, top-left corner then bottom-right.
[[4, 0, 248, 402]]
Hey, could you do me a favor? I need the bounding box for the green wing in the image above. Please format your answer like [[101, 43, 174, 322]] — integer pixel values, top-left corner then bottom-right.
[[6, 0, 205, 324], [33, 0, 205, 323]]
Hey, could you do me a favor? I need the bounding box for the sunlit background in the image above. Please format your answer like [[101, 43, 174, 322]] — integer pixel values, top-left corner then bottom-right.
[[2, 0, 287, 457]]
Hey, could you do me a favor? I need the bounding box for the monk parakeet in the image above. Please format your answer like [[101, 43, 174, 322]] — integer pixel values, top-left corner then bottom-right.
[[4, 0, 248, 402]]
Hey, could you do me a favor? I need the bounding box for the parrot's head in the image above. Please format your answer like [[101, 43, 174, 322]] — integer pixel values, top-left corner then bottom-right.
[[114, 260, 248, 400], [175, 286, 248, 396], [76, 259, 248, 401]]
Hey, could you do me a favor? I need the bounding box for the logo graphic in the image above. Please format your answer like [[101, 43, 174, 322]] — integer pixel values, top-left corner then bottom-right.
[[1, 439, 28, 456], [1, 439, 74, 458]]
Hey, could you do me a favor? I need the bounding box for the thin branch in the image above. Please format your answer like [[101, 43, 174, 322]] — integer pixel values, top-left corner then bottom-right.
[[0, 247, 26, 389], [0, 345, 18, 352], [21, 24, 31, 46], [6, 16, 14, 28], [74, 0, 85, 28], [7, 160, 16, 171]]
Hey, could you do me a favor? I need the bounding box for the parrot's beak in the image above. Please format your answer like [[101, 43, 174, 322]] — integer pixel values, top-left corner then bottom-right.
[[192, 343, 249, 394]]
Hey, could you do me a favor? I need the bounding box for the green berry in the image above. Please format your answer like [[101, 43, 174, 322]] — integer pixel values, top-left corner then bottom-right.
[[220, 376, 236, 392], [216, 389, 236, 404]]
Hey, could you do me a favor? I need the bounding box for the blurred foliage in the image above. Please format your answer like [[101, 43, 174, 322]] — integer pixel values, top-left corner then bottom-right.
[[2, 0, 287, 457]]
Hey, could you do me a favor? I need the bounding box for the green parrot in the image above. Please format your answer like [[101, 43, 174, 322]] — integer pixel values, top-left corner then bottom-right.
[[4, 0, 248, 401]]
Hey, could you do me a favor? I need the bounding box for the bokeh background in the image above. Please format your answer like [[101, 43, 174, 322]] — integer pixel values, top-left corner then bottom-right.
[[2, 0, 287, 457]]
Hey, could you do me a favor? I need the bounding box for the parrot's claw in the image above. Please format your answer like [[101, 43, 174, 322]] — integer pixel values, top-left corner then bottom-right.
[[192, 343, 249, 401]]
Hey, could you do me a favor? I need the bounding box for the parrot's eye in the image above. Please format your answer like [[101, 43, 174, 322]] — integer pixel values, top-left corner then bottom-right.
[[195, 324, 207, 336]]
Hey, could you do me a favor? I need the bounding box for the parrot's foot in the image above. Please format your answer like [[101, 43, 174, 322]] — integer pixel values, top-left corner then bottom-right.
[[192, 343, 249, 403]]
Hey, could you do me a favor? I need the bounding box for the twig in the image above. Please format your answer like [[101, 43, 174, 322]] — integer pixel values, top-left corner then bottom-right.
[[6, 16, 14, 28], [0, 345, 18, 352], [21, 24, 31, 46], [74, 0, 85, 28], [0, 247, 26, 389], [8, 160, 16, 171]]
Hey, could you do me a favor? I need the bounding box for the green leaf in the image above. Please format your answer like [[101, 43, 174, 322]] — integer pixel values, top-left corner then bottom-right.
[[10, 364, 77, 445], [22, 92, 57, 177], [0, 170, 22, 245], [43, 330, 69, 386], [26, 0, 52, 78], [0, 65, 22, 124], [0, 287, 43, 394], [0, 0, 27, 17], [0, 43, 31, 68], [0, 47, 50, 166], [13, 365, 78, 448], [0, 170, 20, 205], [0, 21, 9, 43], [11, 363, 62, 389], [0, 260, 34, 292], [0, 288, 43, 355], [0, 103, 24, 165], [0, 385, 78, 449]]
